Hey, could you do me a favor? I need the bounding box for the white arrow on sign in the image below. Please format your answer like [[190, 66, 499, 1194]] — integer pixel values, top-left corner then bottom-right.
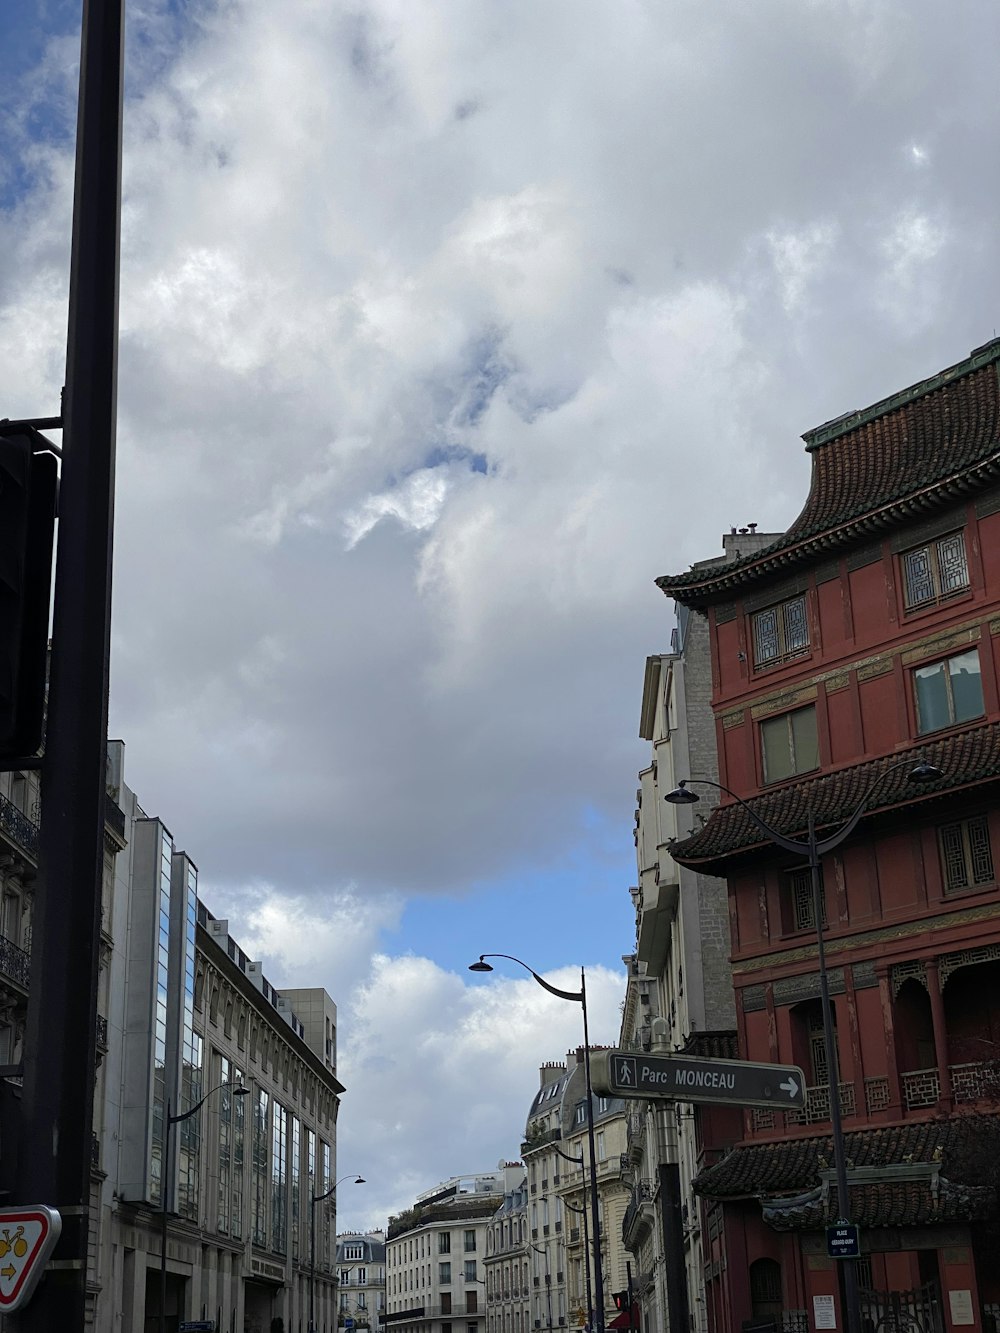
[[779, 1077, 799, 1099]]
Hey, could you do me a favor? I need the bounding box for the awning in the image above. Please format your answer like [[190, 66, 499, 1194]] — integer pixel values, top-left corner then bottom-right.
[[609, 1307, 640, 1330]]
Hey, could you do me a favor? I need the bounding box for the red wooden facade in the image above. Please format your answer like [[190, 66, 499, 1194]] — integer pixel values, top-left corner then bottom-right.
[[659, 340, 1000, 1333]]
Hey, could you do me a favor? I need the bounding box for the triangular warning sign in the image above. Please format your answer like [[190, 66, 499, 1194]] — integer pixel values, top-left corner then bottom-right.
[[0, 1206, 62, 1311]]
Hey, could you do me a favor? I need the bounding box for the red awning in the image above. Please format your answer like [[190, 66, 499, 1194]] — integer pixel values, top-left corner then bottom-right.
[[608, 1308, 640, 1330]]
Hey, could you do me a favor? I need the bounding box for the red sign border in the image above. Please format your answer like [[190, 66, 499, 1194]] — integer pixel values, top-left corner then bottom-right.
[[0, 1209, 56, 1308]]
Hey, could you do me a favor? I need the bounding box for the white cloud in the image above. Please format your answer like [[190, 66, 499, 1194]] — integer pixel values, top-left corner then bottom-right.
[[337, 955, 626, 1227], [344, 468, 451, 549], [766, 222, 838, 315], [4, 0, 1000, 1215]]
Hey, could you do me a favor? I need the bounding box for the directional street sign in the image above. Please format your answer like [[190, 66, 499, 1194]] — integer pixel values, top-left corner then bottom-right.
[[0, 1205, 62, 1313], [590, 1049, 807, 1110], [826, 1222, 861, 1259]]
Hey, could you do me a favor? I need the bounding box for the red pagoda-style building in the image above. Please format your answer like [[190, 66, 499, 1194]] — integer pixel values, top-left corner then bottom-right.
[[657, 340, 1000, 1333]]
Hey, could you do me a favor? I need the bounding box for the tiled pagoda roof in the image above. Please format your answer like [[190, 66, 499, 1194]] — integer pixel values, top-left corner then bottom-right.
[[680, 1030, 739, 1060], [759, 1176, 995, 1230], [670, 720, 1000, 870], [694, 1112, 1000, 1209], [657, 340, 1000, 607]]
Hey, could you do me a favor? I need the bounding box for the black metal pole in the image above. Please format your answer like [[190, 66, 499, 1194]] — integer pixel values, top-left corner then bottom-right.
[[566, 1199, 593, 1333], [161, 1098, 172, 1333], [657, 1161, 688, 1333], [580, 971, 605, 1333], [310, 1194, 317, 1333], [809, 818, 860, 1333], [8, 0, 122, 1328]]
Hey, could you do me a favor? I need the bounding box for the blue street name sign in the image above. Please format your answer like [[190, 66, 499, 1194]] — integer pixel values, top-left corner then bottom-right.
[[826, 1222, 860, 1259]]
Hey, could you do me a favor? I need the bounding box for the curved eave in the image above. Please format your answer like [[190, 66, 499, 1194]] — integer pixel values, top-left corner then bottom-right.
[[670, 721, 1000, 873], [657, 455, 1000, 609]]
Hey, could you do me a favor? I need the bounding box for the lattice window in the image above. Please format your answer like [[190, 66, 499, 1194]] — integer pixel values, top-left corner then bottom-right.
[[787, 867, 826, 932], [939, 816, 995, 894], [808, 1011, 834, 1085], [940, 943, 1000, 985], [855, 1258, 874, 1292], [901, 531, 969, 609], [750, 1259, 782, 1312], [752, 596, 809, 669]]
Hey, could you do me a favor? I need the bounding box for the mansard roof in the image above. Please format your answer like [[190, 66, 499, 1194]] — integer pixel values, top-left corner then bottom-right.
[[670, 720, 1000, 871], [657, 340, 1000, 608]]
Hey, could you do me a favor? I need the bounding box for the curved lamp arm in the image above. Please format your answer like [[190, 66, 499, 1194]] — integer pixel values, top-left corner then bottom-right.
[[169, 1079, 248, 1126], [468, 954, 583, 1004], [552, 1144, 584, 1166], [667, 756, 941, 859], [314, 1173, 365, 1206]]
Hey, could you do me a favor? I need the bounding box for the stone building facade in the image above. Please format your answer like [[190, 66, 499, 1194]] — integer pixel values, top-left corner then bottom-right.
[[520, 1053, 630, 1333], [94, 740, 345, 1333], [622, 531, 774, 1333], [484, 1176, 530, 1333], [386, 1170, 524, 1333], [338, 1230, 387, 1333]]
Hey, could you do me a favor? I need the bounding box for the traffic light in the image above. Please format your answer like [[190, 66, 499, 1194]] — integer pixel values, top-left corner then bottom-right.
[[0, 431, 57, 757], [612, 1294, 629, 1313]]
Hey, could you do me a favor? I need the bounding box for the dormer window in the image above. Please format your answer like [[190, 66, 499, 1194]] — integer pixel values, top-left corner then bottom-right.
[[751, 595, 809, 669]]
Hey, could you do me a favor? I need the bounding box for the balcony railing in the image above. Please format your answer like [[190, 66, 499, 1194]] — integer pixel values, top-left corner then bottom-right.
[[864, 1076, 890, 1114], [0, 934, 30, 989], [0, 793, 39, 860], [622, 1179, 655, 1243], [104, 791, 126, 842], [901, 1067, 940, 1109], [902, 1061, 1000, 1109], [784, 1081, 856, 1126]]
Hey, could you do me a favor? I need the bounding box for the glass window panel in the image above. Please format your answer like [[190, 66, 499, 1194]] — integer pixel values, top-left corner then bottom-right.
[[914, 661, 951, 733], [948, 650, 983, 723], [761, 716, 792, 783], [790, 707, 818, 773]]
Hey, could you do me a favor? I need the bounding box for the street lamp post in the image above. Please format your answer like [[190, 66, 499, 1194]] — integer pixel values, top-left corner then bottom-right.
[[664, 757, 941, 1333], [161, 1081, 249, 1333], [310, 1173, 366, 1333], [528, 1242, 554, 1332], [553, 1145, 594, 1333], [469, 954, 606, 1333]]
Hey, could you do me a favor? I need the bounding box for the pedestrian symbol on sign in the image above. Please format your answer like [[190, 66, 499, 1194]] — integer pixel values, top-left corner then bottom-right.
[[615, 1057, 636, 1087]]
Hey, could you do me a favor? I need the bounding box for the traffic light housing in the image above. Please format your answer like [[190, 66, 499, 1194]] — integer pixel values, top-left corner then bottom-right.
[[613, 1293, 630, 1313], [0, 431, 57, 757]]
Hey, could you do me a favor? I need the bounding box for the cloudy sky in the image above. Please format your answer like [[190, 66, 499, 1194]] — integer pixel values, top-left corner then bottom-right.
[[3, 0, 1000, 1229]]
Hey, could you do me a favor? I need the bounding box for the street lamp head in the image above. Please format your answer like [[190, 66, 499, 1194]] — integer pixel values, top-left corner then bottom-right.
[[664, 781, 700, 805], [468, 957, 494, 972], [353, 1176, 366, 1184], [908, 760, 943, 785], [232, 1085, 250, 1097]]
